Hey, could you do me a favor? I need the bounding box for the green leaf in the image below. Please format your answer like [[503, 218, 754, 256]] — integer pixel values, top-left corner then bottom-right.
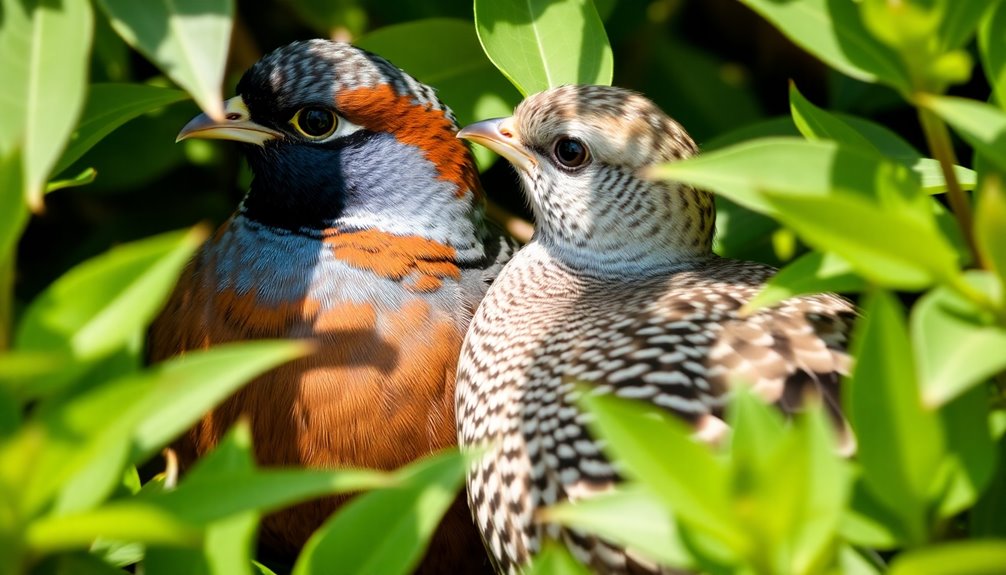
[[526, 542, 593, 575], [15, 227, 205, 364], [980, 1, 1006, 108], [975, 175, 1006, 296], [25, 502, 201, 553], [888, 540, 1006, 575], [45, 167, 97, 194], [474, 0, 613, 96], [738, 0, 910, 92], [935, 0, 997, 52], [293, 450, 468, 575], [540, 485, 692, 569], [971, 434, 1006, 538], [0, 0, 93, 209], [54, 84, 189, 177], [937, 386, 997, 518], [580, 393, 743, 553], [97, 0, 233, 121], [33, 341, 307, 516], [790, 83, 975, 194], [356, 19, 521, 170], [0, 149, 26, 270], [846, 290, 944, 544], [911, 276, 1006, 407], [33, 551, 134, 575], [744, 251, 865, 314], [924, 96, 1006, 173]]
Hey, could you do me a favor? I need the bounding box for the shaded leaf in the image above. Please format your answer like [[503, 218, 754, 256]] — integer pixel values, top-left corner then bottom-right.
[[937, 386, 997, 518], [54, 83, 189, 177], [97, 0, 232, 121], [293, 450, 468, 575], [0, 0, 94, 209], [974, 174, 1006, 296], [474, 0, 612, 96], [980, 1, 1006, 108], [45, 167, 97, 194], [526, 542, 593, 575]]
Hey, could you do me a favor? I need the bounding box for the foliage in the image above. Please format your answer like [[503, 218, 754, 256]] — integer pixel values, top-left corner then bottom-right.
[[0, 0, 1004, 574]]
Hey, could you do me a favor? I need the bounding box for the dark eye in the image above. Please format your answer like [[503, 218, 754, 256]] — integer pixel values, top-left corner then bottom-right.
[[552, 137, 589, 168], [291, 107, 337, 139]]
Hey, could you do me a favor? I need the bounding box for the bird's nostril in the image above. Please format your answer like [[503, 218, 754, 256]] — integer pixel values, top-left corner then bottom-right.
[[499, 126, 513, 138], [226, 112, 242, 121]]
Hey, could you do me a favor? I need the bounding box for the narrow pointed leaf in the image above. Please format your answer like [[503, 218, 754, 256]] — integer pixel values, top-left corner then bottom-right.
[[97, 0, 233, 121], [974, 175, 1006, 293], [0, 0, 93, 209], [980, 1, 1006, 108], [55, 83, 189, 176], [847, 290, 944, 544], [474, 0, 613, 96], [924, 96, 1006, 172], [293, 450, 468, 575], [744, 251, 865, 314], [26, 503, 201, 553]]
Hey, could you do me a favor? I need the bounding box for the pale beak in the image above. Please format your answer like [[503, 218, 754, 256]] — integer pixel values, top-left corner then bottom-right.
[[457, 117, 536, 172], [176, 95, 283, 146]]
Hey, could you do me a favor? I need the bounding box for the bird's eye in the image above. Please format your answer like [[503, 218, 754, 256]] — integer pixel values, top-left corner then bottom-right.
[[291, 107, 338, 140], [552, 137, 589, 169]]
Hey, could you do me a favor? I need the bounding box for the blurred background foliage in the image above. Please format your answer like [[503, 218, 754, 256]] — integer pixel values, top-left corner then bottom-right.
[[3, 0, 1006, 574]]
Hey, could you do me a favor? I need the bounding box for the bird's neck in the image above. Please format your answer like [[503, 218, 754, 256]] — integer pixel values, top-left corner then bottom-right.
[[239, 131, 487, 260]]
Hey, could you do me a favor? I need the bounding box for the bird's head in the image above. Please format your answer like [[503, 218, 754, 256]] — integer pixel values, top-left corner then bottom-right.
[[459, 85, 714, 272], [178, 40, 482, 243]]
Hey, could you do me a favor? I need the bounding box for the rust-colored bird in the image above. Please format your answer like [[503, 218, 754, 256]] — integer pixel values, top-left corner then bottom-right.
[[149, 40, 514, 572]]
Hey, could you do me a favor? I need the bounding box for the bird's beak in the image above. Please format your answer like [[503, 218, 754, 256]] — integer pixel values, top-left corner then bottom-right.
[[176, 95, 283, 146], [457, 117, 536, 172]]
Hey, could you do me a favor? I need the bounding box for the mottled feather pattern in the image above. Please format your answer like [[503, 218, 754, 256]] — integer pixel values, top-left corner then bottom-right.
[[454, 85, 856, 574]]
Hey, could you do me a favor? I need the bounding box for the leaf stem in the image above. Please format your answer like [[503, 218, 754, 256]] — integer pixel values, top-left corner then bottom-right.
[[917, 106, 980, 266]]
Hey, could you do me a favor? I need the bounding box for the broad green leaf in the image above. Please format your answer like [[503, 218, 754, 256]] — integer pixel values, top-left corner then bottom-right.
[[761, 187, 959, 290], [970, 435, 1006, 538], [580, 393, 743, 553], [935, 0, 998, 52], [846, 290, 944, 544], [474, 0, 613, 96], [713, 197, 780, 264], [526, 542, 592, 575], [841, 480, 909, 549], [540, 485, 692, 569], [54, 84, 189, 177], [744, 251, 865, 314], [790, 83, 975, 194], [937, 386, 997, 518], [97, 0, 233, 121], [36, 341, 307, 516], [25, 502, 201, 553], [0, 0, 93, 209], [980, 2, 1006, 108], [15, 227, 205, 363], [293, 450, 468, 575], [356, 19, 521, 170], [975, 175, 1006, 295], [0, 149, 26, 268], [888, 540, 1006, 575], [911, 276, 1006, 407], [739, 0, 910, 92], [924, 96, 1006, 173]]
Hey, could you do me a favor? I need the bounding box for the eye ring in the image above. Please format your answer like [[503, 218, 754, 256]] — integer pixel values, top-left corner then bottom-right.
[[290, 107, 338, 140], [552, 137, 590, 169]]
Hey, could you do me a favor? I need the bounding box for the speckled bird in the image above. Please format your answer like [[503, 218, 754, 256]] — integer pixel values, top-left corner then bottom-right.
[[455, 85, 856, 574], [149, 40, 515, 572]]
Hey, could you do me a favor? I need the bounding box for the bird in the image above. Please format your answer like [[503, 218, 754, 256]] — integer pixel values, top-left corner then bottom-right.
[[454, 84, 856, 574], [148, 39, 516, 573]]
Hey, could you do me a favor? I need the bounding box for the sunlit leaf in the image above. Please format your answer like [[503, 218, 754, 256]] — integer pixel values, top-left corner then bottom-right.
[[525, 542, 593, 575], [97, 0, 232, 121], [540, 485, 692, 569], [474, 0, 612, 96], [293, 450, 468, 575], [911, 276, 1006, 407], [744, 251, 865, 314], [0, 0, 93, 210], [980, 1, 1006, 108], [924, 96, 1006, 173], [888, 540, 1006, 575], [974, 174, 1006, 295], [846, 290, 944, 544], [739, 0, 910, 91], [25, 502, 201, 553]]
